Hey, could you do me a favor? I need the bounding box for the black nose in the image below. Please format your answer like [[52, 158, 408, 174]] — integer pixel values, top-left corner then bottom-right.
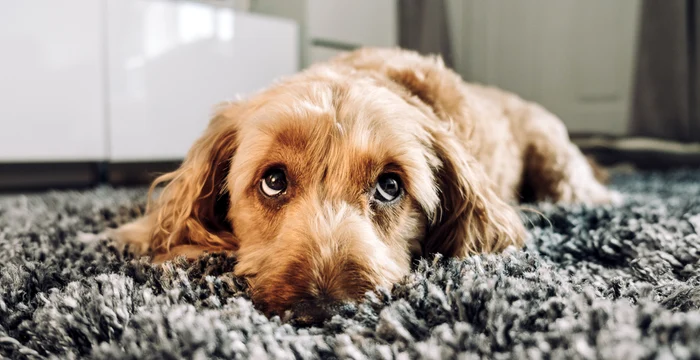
[[289, 300, 355, 326]]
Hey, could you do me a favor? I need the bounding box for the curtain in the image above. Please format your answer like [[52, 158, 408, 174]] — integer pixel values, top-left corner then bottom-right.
[[629, 0, 700, 142], [398, 0, 454, 67]]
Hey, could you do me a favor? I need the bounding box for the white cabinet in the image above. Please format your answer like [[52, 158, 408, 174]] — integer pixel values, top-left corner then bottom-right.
[[0, 0, 106, 162], [454, 0, 641, 135], [0, 0, 298, 163], [106, 0, 298, 161]]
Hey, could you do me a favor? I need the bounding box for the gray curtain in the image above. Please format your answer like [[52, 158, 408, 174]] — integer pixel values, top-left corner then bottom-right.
[[398, 0, 454, 67], [630, 0, 700, 142]]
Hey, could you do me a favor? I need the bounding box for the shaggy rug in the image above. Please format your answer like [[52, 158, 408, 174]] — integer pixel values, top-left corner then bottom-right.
[[1, 170, 699, 359]]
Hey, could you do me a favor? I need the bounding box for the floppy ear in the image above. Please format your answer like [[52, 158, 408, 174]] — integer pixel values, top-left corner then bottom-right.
[[113, 103, 241, 258], [422, 126, 526, 257], [358, 50, 526, 256]]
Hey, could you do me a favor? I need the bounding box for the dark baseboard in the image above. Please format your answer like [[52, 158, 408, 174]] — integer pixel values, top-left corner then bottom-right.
[[573, 136, 700, 169], [0, 162, 101, 193], [0, 161, 183, 192], [106, 161, 182, 186]]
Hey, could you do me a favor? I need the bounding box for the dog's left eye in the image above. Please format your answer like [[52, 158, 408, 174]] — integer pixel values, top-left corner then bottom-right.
[[373, 173, 402, 202], [261, 168, 287, 197]]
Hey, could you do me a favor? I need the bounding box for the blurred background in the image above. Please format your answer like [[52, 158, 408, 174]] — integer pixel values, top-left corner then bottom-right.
[[0, 0, 698, 191]]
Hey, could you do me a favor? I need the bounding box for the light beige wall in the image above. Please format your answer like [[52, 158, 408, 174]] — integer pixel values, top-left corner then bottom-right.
[[448, 0, 642, 135]]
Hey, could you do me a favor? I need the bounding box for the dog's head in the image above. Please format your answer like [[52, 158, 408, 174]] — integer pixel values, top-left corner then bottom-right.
[[142, 62, 524, 324]]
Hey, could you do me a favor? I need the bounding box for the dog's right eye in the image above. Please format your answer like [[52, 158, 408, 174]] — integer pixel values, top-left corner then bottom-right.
[[373, 173, 402, 203], [260, 168, 287, 197]]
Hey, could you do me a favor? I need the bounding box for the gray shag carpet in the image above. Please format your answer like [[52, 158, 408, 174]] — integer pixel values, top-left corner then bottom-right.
[[1, 170, 700, 359]]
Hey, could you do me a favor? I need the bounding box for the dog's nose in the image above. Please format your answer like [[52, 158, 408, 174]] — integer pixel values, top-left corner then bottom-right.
[[290, 300, 336, 326], [289, 299, 355, 326]]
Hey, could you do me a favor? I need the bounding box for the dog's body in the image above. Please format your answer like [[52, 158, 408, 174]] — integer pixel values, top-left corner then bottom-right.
[[114, 48, 614, 323]]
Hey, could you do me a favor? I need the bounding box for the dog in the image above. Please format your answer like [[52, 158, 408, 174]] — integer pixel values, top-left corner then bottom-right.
[[112, 47, 615, 324]]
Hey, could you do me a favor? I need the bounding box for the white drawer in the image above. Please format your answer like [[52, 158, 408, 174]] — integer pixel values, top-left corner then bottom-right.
[[307, 0, 396, 47]]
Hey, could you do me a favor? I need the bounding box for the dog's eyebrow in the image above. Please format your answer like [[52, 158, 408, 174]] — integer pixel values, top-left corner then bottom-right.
[[273, 126, 310, 151]]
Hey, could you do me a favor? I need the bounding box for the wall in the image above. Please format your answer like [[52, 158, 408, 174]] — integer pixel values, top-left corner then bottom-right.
[[448, 0, 642, 136]]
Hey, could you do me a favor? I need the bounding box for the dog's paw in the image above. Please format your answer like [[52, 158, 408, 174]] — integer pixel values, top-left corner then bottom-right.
[[75, 231, 114, 252], [76, 231, 105, 243], [556, 179, 623, 206], [607, 190, 624, 206]]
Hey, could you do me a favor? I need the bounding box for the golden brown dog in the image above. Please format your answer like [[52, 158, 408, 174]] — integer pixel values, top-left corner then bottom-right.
[[112, 48, 615, 323]]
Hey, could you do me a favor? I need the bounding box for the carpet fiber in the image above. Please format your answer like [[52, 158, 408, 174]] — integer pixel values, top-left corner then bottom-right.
[[1, 170, 699, 359]]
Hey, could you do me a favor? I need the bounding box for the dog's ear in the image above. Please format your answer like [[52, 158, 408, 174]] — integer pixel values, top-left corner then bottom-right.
[[366, 50, 525, 256], [114, 103, 241, 257], [384, 58, 468, 123], [422, 125, 526, 257]]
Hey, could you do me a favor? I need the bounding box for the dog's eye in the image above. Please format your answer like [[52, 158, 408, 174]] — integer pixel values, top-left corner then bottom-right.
[[373, 173, 402, 202], [261, 168, 287, 197]]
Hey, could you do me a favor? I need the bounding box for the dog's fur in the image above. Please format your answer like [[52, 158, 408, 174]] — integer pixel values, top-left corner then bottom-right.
[[113, 48, 615, 319]]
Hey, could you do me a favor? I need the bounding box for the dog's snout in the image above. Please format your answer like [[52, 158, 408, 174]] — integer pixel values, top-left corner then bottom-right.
[[249, 199, 395, 319], [290, 300, 335, 326]]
